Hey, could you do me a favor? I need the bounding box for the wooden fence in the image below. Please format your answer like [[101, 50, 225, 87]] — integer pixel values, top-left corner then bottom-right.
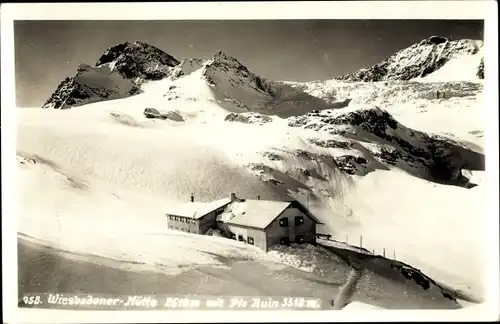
[[316, 233, 397, 260]]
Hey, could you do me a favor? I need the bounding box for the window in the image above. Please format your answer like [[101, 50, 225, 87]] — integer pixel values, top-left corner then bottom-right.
[[174, 216, 178, 221], [248, 237, 254, 245], [295, 216, 304, 226], [295, 235, 305, 244], [279, 218, 289, 227], [280, 237, 290, 245], [230, 232, 236, 240], [238, 235, 245, 242]]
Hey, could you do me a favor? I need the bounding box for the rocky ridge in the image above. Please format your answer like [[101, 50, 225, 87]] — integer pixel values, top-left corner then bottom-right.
[[336, 37, 484, 82], [43, 41, 180, 109]]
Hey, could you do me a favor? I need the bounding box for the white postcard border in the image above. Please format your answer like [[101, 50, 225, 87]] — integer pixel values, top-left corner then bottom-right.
[[2, 1, 498, 323]]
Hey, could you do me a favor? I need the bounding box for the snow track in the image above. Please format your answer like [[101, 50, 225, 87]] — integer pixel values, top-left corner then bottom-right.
[[332, 268, 363, 310]]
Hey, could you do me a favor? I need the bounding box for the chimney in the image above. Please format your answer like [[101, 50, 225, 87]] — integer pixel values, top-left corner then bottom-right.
[[190, 193, 194, 202], [229, 192, 237, 202]]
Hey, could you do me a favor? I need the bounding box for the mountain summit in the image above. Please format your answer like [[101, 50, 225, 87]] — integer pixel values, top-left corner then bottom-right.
[[42, 41, 180, 109], [336, 37, 484, 82], [95, 41, 180, 81], [42, 37, 484, 110]]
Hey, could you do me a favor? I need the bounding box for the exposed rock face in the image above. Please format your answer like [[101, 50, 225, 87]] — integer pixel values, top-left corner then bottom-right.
[[43, 41, 180, 109], [43, 64, 141, 109], [201, 51, 336, 118], [337, 37, 483, 82], [477, 57, 484, 79], [143, 108, 184, 121], [144, 108, 166, 119], [335, 155, 368, 175], [287, 106, 485, 184], [170, 58, 204, 80], [202, 51, 277, 96], [224, 112, 273, 125], [308, 138, 353, 149], [95, 41, 180, 81]]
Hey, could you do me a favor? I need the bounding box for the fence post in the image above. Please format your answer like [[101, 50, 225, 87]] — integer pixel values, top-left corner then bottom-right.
[[346, 235, 348, 244], [360, 235, 363, 248], [393, 250, 396, 260], [383, 248, 386, 258]]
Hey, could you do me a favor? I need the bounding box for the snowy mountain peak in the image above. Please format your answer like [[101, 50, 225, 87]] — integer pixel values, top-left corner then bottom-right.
[[42, 63, 141, 109], [196, 50, 300, 117], [43, 41, 183, 109], [170, 57, 205, 79], [212, 50, 241, 64], [203, 51, 252, 75], [337, 37, 484, 82], [95, 41, 179, 67], [95, 41, 180, 80], [202, 51, 265, 90]]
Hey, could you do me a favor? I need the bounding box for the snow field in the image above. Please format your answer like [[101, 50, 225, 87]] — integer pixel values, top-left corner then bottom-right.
[[16, 53, 487, 307]]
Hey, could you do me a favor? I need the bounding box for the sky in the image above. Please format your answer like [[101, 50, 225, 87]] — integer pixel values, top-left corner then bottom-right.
[[14, 20, 483, 107]]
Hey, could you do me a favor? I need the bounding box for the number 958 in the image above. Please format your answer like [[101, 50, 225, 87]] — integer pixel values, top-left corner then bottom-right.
[[23, 295, 41, 305]]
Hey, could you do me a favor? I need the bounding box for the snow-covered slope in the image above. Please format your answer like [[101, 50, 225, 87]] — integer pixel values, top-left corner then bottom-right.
[[416, 46, 485, 82], [287, 105, 484, 185], [170, 57, 204, 80], [42, 64, 141, 109], [200, 51, 344, 118], [336, 37, 484, 82], [18, 39, 487, 306]]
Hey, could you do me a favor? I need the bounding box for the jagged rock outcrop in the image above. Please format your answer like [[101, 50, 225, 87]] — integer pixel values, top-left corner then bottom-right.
[[43, 64, 141, 109], [337, 37, 483, 82], [224, 112, 273, 125], [477, 57, 484, 79], [95, 41, 180, 82], [43, 41, 180, 109], [287, 106, 485, 185], [143, 108, 184, 121], [201, 51, 337, 118], [202, 51, 277, 96], [170, 58, 204, 80]]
